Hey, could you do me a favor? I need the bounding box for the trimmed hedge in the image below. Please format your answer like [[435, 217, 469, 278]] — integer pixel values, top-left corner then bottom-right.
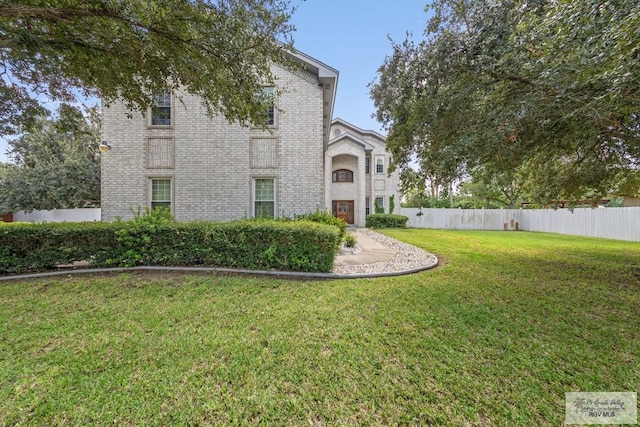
[[294, 210, 347, 240], [0, 222, 118, 273], [0, 219, 341, 274], [366, 214, 409, 229]]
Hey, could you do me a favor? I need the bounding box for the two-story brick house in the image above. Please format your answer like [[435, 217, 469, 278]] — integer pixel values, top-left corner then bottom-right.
[[100, 50, 400, 227]]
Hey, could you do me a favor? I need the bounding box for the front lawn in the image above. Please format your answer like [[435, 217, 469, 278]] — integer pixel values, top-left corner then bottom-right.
[[1, 230, 638, 425]]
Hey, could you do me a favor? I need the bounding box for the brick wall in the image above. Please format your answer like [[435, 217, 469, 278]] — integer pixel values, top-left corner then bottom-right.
[[101, 65, 325, 222]]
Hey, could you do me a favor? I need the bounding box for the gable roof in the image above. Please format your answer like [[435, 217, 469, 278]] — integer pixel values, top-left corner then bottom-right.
[[328, 132, 376, 151], [331, 118, 386, 142]]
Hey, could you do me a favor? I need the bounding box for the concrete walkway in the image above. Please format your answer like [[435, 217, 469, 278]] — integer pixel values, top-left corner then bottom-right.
[[331, 229, 438, 277], [334, 229, 396, 266]]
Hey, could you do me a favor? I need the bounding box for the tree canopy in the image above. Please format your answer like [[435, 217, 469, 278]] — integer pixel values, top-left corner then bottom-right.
[[371, 0, 640, 203], [0, 0, 297, 136], [0, 105, 100, 211]]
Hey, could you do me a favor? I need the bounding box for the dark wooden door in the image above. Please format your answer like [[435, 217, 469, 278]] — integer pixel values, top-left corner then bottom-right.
[[332, 200, 354, 224]]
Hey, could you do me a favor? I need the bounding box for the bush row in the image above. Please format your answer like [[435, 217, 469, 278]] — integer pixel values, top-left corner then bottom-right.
[[366, 214, 409, 228], [0, 222, 119, 273], [0, 219, 342, 274], [293, 211, 348, 240]]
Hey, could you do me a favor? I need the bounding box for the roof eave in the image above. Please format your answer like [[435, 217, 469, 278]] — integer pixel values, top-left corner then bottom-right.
[[288, 50, 339, 147]]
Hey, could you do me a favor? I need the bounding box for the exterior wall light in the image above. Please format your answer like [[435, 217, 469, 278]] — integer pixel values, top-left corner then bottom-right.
[[99, 141, 111, 153]]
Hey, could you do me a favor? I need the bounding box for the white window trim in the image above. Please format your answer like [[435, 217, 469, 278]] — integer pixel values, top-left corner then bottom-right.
[[252, 177, 276, 218], [375, 155, 384, 174], [149, 176, 173, 212], [253, 86, 277, 129], [149, 92, 174, 128]]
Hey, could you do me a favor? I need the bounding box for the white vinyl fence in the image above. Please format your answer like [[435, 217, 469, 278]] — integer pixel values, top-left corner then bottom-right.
[[399, 207, 640, 242], [520, 207, 640, 241], [401, 207, 522, 231], [13, 208, 101, 223]]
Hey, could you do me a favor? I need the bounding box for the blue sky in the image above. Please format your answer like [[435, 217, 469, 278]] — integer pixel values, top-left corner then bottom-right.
[[290, 0, 429, 133], [0, 1, 429, 162]]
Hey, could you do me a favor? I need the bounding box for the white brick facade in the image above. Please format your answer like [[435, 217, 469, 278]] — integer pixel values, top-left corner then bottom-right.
[[101, 53, 338, 222]]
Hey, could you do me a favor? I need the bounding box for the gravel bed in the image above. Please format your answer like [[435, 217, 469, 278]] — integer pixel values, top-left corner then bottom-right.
[[336, 242, 362, 255], [333, 229, 438, 275]]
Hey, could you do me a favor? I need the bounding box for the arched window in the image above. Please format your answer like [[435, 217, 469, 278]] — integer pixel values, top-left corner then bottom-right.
[[332, 169, 354, 182]]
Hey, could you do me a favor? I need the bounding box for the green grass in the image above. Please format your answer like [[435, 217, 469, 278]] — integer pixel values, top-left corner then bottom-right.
[[1, 230, 638, 425]]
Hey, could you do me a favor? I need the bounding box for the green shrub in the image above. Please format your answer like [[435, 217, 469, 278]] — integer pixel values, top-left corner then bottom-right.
[[96, 219, 341, 272], [366, 213, 408, 228], [0, 222, 118, 273], [343, 233, 357, 248], [108, 207, 176, 267], [128, 206, 175, 225], [0, 218, 342, 274], [294, 210, 347, 240]]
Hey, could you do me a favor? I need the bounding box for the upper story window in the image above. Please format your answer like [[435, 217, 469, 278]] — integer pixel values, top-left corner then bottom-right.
[[366, 156, 370, 174], [375, 156, 384, 174], [151, 92, 171, 126], [332, 169, 353, 183], [260, 87, 275, 126]]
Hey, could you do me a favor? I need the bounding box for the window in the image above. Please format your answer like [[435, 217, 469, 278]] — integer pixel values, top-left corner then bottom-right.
[[365, 156, 370, 174], [260, 87, 275, 126], [151, 178, 171, 209], [254, 178, 275, 218], [375, 197, 384, 213], [151, 92, 171, 126], [332, 169, 353, 182], [366, 197, 370, 215], [375, 156, 384, 174]]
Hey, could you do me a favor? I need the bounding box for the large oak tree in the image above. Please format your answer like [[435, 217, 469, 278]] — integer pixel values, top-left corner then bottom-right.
[[0, 0, 297, 136], [0, 105, 100, 211], [371, 0, 640, 203]]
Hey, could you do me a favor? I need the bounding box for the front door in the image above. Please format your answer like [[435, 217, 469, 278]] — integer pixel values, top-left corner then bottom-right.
[[332, 200, 354, 224]]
